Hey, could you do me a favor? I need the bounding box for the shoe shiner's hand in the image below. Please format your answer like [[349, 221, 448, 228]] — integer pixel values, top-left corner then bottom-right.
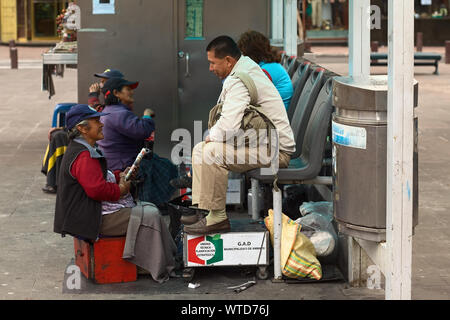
[[118, 173, 132, 197], [121, 166, 139, 182]]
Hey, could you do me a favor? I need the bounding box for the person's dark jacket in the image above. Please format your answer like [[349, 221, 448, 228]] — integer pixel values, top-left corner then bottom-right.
[[97, 103, 155, 171], [54, 140, 108, 241]]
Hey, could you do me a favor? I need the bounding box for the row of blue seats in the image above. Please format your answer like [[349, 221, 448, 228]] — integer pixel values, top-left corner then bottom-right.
[[248, 53, 337, 186]]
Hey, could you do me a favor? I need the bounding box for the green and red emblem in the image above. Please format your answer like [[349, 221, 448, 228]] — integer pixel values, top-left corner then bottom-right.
[[187, 234, 224, 265]]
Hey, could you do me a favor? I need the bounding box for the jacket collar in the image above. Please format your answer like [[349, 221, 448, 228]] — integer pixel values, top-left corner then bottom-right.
[[104, 103, 131, 111], [230, 55, 245, 76], [222, 56, 246, 84], [74, 137, 104, 159]]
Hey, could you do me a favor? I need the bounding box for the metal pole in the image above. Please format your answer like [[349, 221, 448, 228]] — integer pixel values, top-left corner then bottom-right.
[[371, 41, 379, 52], [348, 0, 370, 78], [416, 32, 423, 52], [272, 187, 282, 280], [271, 0, 283, 42], [283, 0, 297, 57], [9, 40, 18, 69], [386, 0, 414, 300], [445, 40, 450, 64], [251, 178, 260, 220]]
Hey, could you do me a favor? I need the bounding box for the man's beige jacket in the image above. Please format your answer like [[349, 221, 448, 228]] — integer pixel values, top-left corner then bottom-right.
[[208, 56, 296, 154]]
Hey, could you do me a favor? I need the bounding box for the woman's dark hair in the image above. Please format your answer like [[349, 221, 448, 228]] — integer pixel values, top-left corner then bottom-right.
[[237, 30, 281, 64], [104, 91, 121, 106], [103, 84, 126, 106], [206, 35, 241, 60]]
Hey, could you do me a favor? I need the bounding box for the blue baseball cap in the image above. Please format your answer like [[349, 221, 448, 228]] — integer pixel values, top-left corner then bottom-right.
[[102, 78, 139, 96], [66, 104, 109, 130], [94, 68, 124, 79]]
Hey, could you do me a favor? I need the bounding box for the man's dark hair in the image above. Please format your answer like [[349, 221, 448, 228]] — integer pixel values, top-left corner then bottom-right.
[[206, 35, 241, 60]]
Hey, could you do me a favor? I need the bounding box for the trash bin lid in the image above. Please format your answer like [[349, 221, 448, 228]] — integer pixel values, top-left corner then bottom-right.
[[332, 75, 418, 112]]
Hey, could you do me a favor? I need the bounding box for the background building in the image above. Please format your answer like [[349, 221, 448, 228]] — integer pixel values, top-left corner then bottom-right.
[[77, 0, 270, 158], [301, 0, 349, 45], [1, 0, 69, 44], [371, 0, 449, 46], [299, 0, 449, 46]]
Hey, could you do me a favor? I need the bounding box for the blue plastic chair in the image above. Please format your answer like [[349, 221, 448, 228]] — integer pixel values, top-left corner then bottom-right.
[[52, 103, 77, 127]]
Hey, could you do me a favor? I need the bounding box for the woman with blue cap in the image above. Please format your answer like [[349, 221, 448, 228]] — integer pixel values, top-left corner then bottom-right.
[[98, 78, 154, 171], [98, 77, 178, 206]]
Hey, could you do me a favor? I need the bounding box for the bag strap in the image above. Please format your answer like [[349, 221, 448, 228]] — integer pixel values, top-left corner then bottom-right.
[[233, 71, 277, 132], [232, 73, 280, 179], [232, 71, 258, 106]]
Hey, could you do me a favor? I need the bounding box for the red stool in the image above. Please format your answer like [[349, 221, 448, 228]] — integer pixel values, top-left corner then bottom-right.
[[74, 237, 137, 284]]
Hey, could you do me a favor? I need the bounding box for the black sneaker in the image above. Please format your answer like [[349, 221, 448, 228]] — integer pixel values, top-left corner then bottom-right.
[[169, 175, 192, 189], [42, 185, 57, 194]]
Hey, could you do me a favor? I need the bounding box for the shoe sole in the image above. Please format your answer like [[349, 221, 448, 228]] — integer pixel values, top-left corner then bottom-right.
[[42, 189, 56, 194], [183, 226, 231, 235], [184, 229, 231, 235]]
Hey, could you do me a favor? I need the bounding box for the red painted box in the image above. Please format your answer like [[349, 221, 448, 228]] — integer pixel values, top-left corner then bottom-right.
[[74, 237, 137, 284]]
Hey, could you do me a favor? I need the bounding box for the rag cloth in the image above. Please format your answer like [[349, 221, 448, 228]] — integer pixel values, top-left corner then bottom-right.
[[122, 202, 177, 283], [42, 64, 55, 99]]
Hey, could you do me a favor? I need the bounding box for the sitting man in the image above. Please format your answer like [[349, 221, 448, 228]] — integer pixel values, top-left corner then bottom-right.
[[184, 36, 296, 235], [54, 104, 176, 283]]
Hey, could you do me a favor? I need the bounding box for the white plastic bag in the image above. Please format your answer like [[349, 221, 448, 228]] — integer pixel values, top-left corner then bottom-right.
[[295, 201, 337, 258]]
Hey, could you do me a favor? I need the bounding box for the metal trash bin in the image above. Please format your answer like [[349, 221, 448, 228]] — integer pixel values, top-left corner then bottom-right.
[[332, 75, 418, 242]]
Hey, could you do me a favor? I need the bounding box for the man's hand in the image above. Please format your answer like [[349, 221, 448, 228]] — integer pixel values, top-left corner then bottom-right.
[[89, 83, 101, 93], [205, 135, 211, 143]]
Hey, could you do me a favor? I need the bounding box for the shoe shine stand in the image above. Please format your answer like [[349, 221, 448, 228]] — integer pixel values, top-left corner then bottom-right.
[[181, 171, 270, 281], [182, 220, 270, 281], [180, 121, 284, 281]]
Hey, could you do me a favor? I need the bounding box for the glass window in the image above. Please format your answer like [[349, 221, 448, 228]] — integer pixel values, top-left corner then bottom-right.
[[185, 0, 204, 39], [17, 0, 27, 40], [415, 0, 449, 17], [32, 0, 69, 39], [33, 0, 57, 38], [301, 0, 349, 41]]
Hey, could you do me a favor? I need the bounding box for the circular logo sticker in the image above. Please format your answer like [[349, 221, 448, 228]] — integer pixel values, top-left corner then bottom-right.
[[195, 240, 216, 261]]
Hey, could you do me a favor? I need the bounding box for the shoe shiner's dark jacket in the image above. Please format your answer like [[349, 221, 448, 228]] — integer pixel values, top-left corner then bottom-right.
[[54, 139, 120, 241]]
